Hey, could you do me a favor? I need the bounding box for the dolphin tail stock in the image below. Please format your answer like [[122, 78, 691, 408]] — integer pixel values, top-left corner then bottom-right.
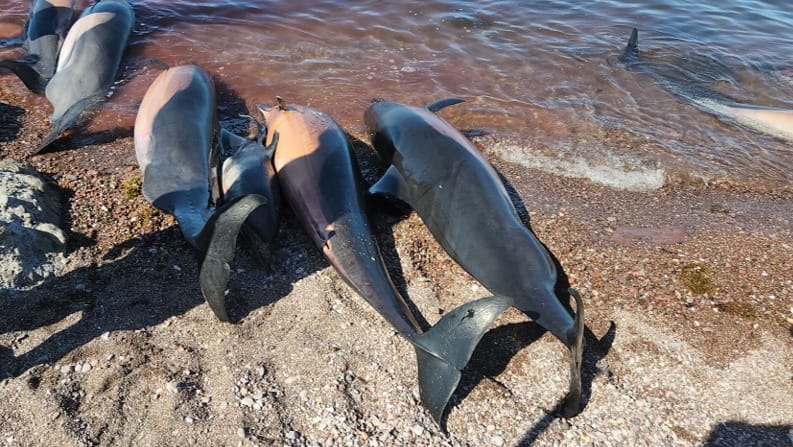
[[194, 194, 269, 322], [562, 287, 585, 418], [425, 97, 465, 113], [410, 295, 513, 423], [0, 59, 47, 94], [32, 93, 107, 156], [619, 28, 640, 63]]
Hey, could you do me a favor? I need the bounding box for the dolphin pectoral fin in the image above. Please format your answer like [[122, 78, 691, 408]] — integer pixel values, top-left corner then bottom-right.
[[196, 194, 268, 322], [413, 295, 513, 422], [369, 165, 412, 205], [426, 97, 465, 113], [32, 93, 106, 155], [0, 59, 47, 94], [619, 28, 640, 63], [562, 287, 585, 418]]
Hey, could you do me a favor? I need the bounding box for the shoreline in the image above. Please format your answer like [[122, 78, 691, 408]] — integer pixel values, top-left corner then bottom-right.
[[1, 84, 792, 445]]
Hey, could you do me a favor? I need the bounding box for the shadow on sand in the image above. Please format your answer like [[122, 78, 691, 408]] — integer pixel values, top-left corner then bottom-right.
[[703, 421, 791, 447], [0, 215, 329, 379], [0, 101, 23, 143]]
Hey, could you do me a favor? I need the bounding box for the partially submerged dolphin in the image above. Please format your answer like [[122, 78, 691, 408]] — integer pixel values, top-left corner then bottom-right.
[[0, 0, 76, 94], [260, 97, 514, 422], [36, 0, 135, 154], [134, 65, 272, 322], [620, 28, 793, 143], [364, 98, 585, 418]]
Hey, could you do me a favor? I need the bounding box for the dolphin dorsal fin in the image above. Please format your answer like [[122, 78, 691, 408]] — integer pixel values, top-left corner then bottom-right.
[[426, 97, 465, 112], [620, 28, 639, 62]]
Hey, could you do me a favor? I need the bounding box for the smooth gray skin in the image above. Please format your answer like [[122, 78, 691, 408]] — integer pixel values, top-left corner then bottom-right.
[[0, 0, 75, 93], [365, 99, 585, 417], [217, 128, 280, 244], [36, 0, 134, 153], [135, 65, 268, 322], [365, 99, 577, 344], [134, 65, 216, 244], [26, 0, 76, 80]]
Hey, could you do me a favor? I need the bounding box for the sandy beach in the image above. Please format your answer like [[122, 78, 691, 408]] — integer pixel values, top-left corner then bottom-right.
[[1, 77, 792, 446]]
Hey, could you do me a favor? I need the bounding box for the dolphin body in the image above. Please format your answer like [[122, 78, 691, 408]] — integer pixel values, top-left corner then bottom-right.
[[620, 28, 793, 143], [216, 127, 281, 245], [0, 0, 76, 94], [35, 0, 135, 154], [134, 65, 273, 322], [260, 98, 514, 422], [364, 98, 585, 418]]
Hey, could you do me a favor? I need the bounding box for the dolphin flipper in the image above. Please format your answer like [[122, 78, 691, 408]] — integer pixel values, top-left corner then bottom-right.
[[413, 295, 513, 422], [369, 165, 413, 205], [562, 287, 585, 417], [196, 194, 268, 322], [426, 97, 465, 113], [0, 59, 47, 94], [33, 93, 106, 155]]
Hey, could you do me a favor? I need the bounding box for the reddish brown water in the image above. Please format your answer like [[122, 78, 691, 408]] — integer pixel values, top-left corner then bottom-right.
[[2, 0, 793, 191]]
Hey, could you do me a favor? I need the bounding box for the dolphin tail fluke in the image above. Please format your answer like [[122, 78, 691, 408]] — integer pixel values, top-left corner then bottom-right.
[[32, 93, 106, 155], [412, 295, 513, 422], [0, 59, 47, 94], [195, 194, 268, 322], [619, 28, 639, 63], [562, 287, 585, 418]]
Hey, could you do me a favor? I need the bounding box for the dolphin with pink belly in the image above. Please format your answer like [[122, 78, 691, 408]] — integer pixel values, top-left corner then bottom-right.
[[620, 28, 793, 143], [260, 97, 513, 423], [364, 98, 585, 418], [0, 0, 76, 94], [35, 0, 135, 154], [135, 65, 273, 322]]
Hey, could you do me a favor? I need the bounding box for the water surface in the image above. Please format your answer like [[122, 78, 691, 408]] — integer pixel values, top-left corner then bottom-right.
[[2, 0, 792, 190]]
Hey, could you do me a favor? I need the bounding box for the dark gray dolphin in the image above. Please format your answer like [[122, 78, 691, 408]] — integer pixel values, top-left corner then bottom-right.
[[0, 0, 75, 94], [260, 97, 513, 423], [216, 126, 280, 245], [620, 28, 793, 142], [35, 0, 135, 154], [364, 98, 585, 418], [134, 65, 272, 322]]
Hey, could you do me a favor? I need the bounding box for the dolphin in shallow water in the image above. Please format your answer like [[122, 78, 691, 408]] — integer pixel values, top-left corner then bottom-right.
[[365, 98, 585, 418], [134, 65, 273, 322], [35, 0, 135, 155], [260, 97, 515, 423], [620, 28, 793, 143], [0, 0, 76, 94]]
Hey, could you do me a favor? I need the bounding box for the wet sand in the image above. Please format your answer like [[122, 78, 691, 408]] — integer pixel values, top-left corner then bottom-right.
[[0, 77, 791, 446]]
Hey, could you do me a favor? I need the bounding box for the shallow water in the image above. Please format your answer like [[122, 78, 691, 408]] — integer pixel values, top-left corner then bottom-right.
[[1, 0, 792, 191]]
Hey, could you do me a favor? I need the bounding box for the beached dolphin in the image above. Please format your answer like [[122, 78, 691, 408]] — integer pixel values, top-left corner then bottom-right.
[[35, 0, 135, 154], [364, 98, 585, 418], [260, 97, 514, 422], [0, 0, 76, 94], [216, 125, 280, 245], [620, 28, 793, 143], [135, 65, 272, 322]]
